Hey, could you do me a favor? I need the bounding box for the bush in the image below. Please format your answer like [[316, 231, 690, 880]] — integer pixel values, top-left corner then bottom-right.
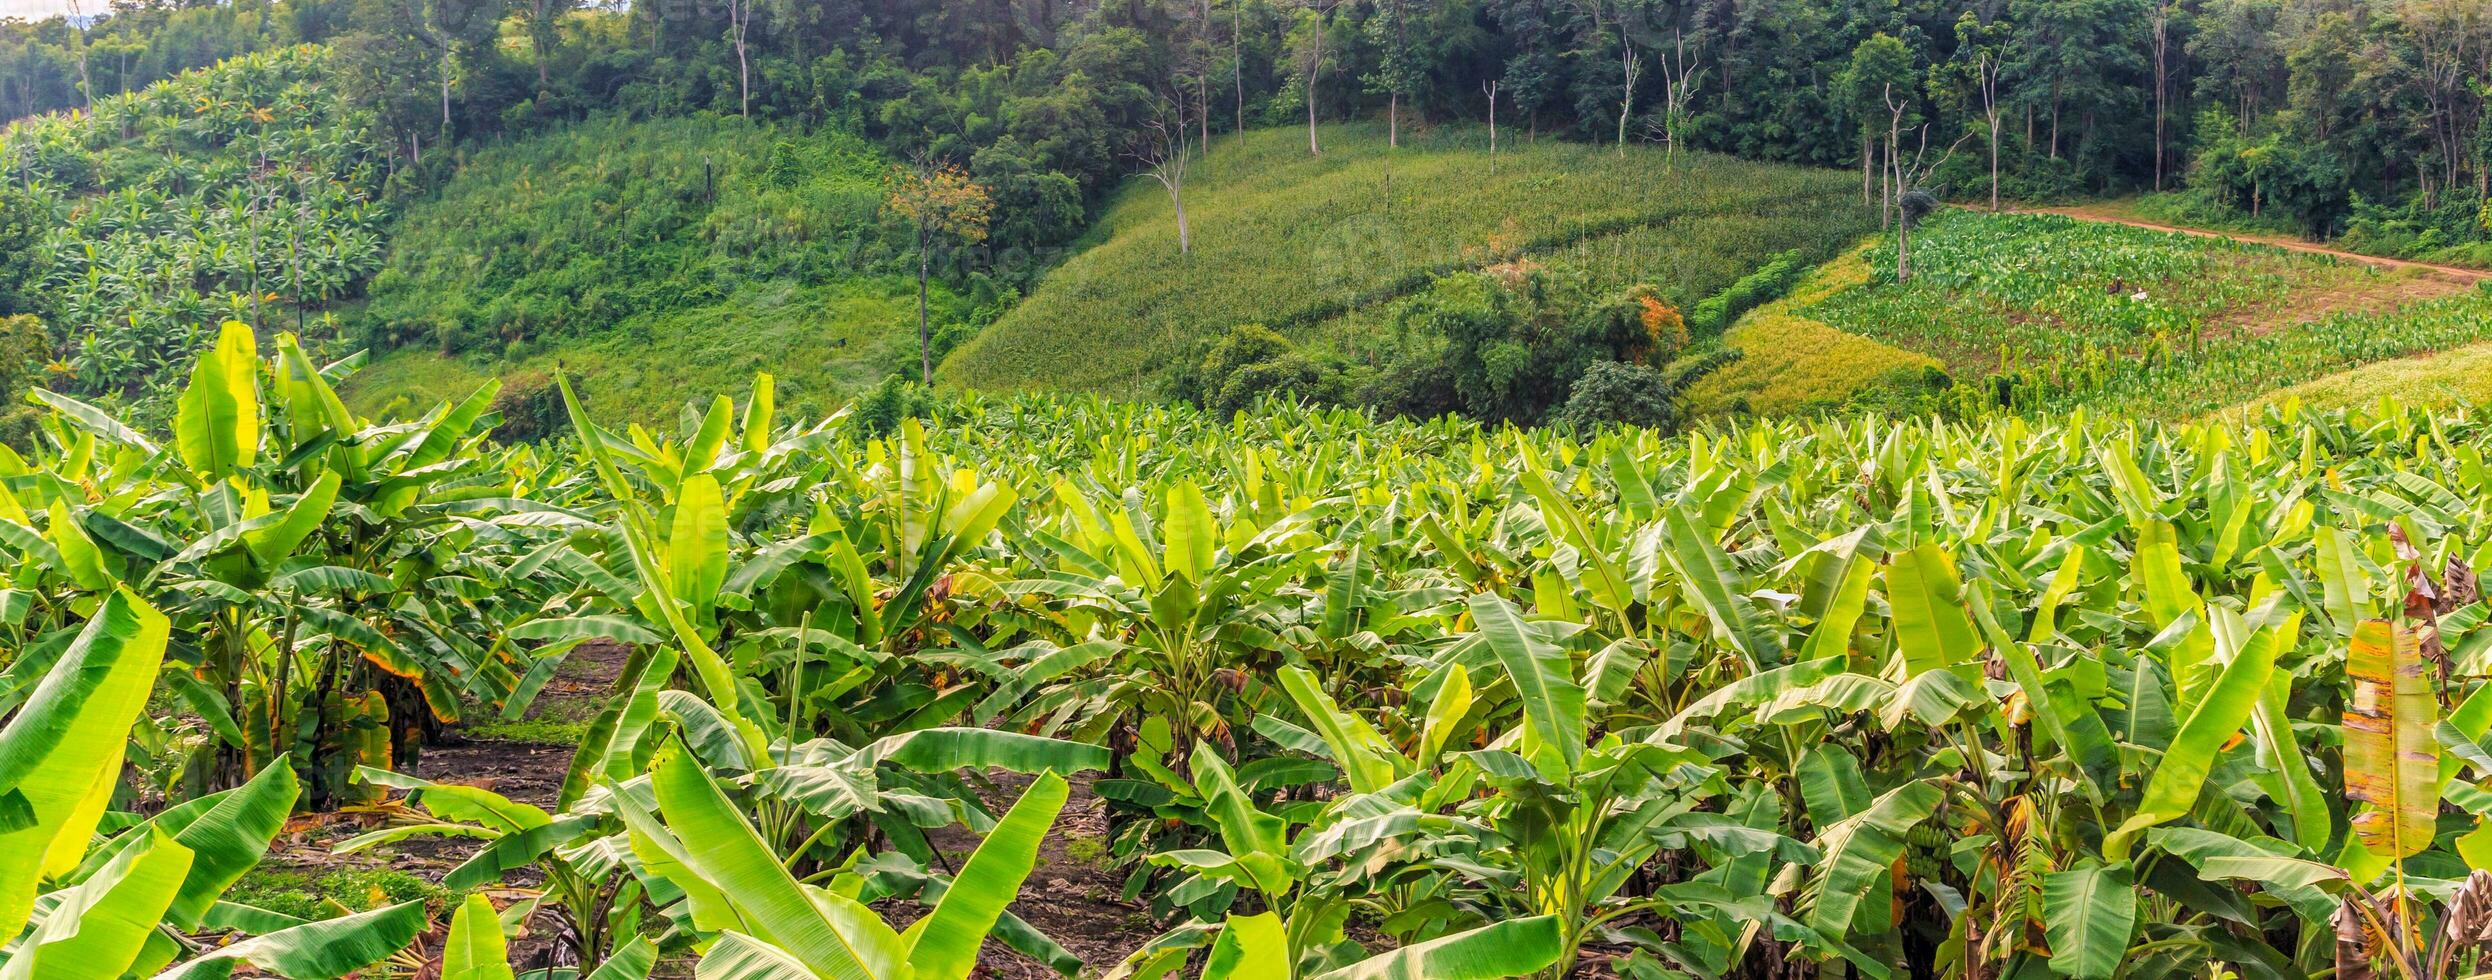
[[1688, 250, 1808, 336], [851, 375, 936, 437], [1169, 324, 1344, 417], [1552, 361, 1681, 430], [489, 370, 566, 443]]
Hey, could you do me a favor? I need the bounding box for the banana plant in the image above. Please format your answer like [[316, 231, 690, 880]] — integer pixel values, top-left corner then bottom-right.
[[0, 590, 426, 978], [19, 323, 568, 804], [605, 732, 1077, 980]]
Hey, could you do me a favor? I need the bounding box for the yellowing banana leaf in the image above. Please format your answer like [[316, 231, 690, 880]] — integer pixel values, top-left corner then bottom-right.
[[0, 590, 170, 937], [2345, 618, 2440, 861], [0, 827, 193, 980], [441, 893, 516, 980]]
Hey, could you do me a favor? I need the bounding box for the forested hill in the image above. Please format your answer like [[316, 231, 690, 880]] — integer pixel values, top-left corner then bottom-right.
[[0, 0, 2485, 429]]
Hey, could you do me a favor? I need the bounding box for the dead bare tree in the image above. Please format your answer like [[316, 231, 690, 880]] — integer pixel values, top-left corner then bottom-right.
[[727, 0, 754, 117], [1617, 47, 1642, 153], [1884, 104, 1973, 282], [1483, 78, 1499, 175], [1651, 28, 1705, 167], [1131, 91, 1195, 256]]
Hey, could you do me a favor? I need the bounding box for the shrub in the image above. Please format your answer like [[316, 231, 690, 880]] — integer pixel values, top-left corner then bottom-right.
[[1552, 361, 1681, 430], [489, 370, 566, 443], [1170, 324, 1345, 416], [1688, 249, 1808, 336], [852, 375, 936, 437]]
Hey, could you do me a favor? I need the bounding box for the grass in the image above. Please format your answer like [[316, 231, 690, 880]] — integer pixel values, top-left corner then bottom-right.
[[1683, 245, 1940, 416], [346, 276, 953, 426], [344, 114, 967, 425], [226, 867, 452, 921], [940, 122, 1870, 395]]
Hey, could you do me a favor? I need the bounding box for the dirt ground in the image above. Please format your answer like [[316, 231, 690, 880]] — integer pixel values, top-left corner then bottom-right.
[[295, 640, 1162, 978]]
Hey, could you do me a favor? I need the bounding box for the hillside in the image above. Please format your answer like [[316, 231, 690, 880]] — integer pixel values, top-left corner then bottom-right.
[[341, 115, 972, 425], [940, 123, 1870, 396], [1694, 210, 2492, 419], [0, 45, 385, 400]]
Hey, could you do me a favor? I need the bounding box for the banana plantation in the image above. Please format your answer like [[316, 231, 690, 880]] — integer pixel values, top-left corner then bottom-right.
[[7, 323, 2492, 978]]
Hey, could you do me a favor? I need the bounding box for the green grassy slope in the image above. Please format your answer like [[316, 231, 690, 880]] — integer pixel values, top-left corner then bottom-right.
[[342, 115, 966, 424], [940, 122, 1870, 395]]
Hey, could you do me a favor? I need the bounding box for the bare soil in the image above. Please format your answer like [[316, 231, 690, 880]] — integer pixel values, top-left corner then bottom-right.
[[319, 640, 1161, 978]]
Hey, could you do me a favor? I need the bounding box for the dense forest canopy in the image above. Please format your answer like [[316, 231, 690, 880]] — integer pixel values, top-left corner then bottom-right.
[[1, 0, 2483, 240]]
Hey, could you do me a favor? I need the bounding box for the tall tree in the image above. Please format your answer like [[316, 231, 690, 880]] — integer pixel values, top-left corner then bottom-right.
[[884, 163, 993, 384], [1841, 33, 1912, 220], [1952, 11, 2012, 210], [1286, 0, 1341, 155]]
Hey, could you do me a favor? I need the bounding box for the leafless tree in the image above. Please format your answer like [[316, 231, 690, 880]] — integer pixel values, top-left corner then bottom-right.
[[1131, 90, 1195, 255], [1650, 28, 1705, 167], [1972, 45, 2003, 210], [1483, 78, 1499, 175], [1617, 47, 1641, 153], [1884, 85, 1972, 282], [727, 0, 754, 117]]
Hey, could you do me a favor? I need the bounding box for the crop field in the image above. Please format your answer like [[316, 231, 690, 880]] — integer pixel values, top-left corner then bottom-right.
[[1682, 245, 1942, 416], [2233, 340, 2492, 416], [0, 45, 387, 397], [7, 329, 2492, 977], [1744, 211, 2492, 418], [941, 123, 1870, 395]]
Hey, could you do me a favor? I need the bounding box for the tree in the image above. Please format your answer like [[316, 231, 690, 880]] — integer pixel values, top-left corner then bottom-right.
[[1131, 89, 1195, 255], [523, 0, 574, 93], [1286, 0, 1342, 155], [2148, 0, 2176, 190], [1953, 12, 2011, 210], [1483, 77, 1499, 173], [725, 0, 753, 117], [884, 164, 993, 384], [1841, 34, 1913, 221], [1364, 0, 1420, 147]]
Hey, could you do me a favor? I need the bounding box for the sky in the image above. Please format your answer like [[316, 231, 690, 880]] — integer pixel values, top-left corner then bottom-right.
[[0, 0, 84, 21]]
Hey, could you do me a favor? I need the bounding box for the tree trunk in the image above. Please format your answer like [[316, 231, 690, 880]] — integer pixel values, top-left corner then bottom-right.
[[1389, 91, 1398, 147], [1169, 183, 1190, 253], [1989, 111, 2001, 212], [1486, 82, 1497, 175], [733, 0, 750, 119], [916, 232, 932, 384], [1306, 29, 1323, 156]]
